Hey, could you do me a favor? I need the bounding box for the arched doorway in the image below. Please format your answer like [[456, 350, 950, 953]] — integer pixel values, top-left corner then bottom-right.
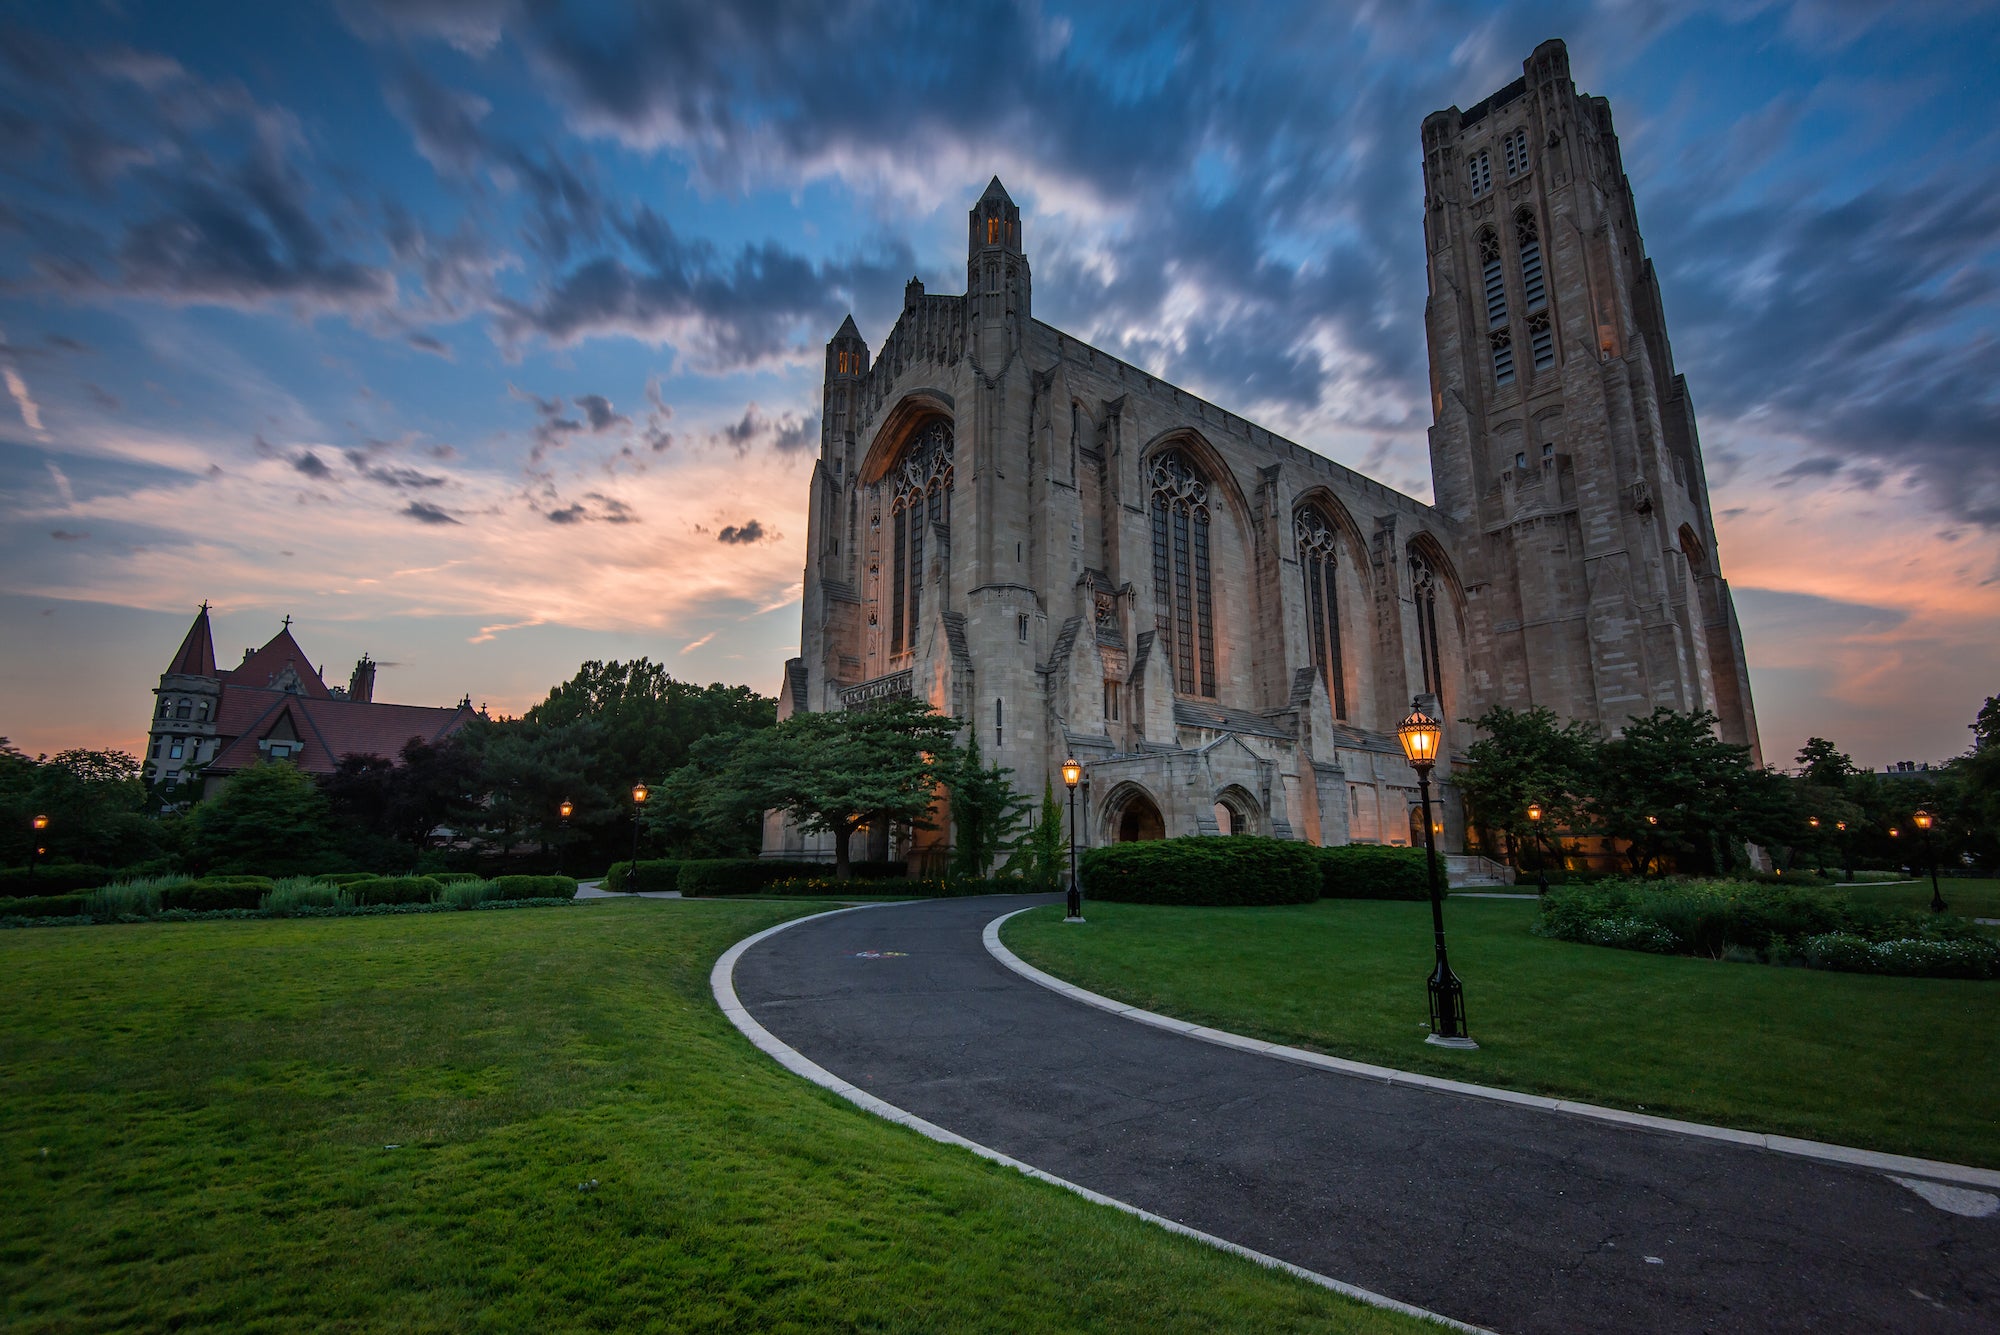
[[1212, 785, 1261, 837], [1110, 789, 1167, 842]]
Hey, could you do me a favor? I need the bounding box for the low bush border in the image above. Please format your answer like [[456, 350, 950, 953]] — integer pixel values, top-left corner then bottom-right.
[[0, 898, 580, 929]]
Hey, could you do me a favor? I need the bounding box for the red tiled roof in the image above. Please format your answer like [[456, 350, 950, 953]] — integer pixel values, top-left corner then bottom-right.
[[222, 628, 331, 698], [166, 604, 217, 676], [206, 687, 473, 776]]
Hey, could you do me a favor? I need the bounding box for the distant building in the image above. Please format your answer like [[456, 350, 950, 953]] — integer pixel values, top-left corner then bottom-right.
[[765, 39, 1760, 866], [146, 604, 475, 797]]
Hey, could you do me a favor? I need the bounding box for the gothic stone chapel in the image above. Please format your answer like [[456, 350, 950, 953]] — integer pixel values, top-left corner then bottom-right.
[[761, 40, 1761, 869]]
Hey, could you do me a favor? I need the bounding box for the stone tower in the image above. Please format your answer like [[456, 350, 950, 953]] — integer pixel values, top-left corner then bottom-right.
[[1421, 39, 1760, 760]]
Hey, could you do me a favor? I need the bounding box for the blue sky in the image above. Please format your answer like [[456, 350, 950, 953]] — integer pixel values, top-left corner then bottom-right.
[[1, 0, 1996, 769]]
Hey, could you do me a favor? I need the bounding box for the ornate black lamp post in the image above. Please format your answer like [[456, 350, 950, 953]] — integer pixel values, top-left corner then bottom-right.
[[1914, 809, 1945, 913], [1061, 756, 1084, 922], [1837, 819, 1852, 883], [1526, 802, 1549, 895], [557, 798, 573, 877], [28, 814, 48, 881], [1398, 701, 1474, 1049], [630, 783, 649, 877], [1807, 814, 1822, 877]]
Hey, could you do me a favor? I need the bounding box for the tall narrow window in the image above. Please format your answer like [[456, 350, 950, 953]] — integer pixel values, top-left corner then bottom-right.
[[1468, 149, 1492, 195], [1409, 551, 1447, 702], [1149, 450, 1218, 697], [1294, 505, 1349, 719], [1517, 210, 1554, 373], [995, 697, 1003, 748], [1480, 229, 1511, 393], [1503, 127, 1529, 178], [888, 420, 954, 654]]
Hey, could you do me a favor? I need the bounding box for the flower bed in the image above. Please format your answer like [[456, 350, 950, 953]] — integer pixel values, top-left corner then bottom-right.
[[1534, 877, 1999, 979]]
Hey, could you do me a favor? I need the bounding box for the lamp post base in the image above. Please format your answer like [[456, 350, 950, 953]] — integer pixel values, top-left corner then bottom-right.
[[1424, 1033, 1480, 1050], [1063, 916, 1086, 924]]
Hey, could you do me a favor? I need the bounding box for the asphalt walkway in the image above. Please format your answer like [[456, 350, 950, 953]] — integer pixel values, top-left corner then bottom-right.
[[730, 894, 1999, 1334]]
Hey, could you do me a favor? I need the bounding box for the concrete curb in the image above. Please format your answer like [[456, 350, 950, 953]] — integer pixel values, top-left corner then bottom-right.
[[711, 904, 1487, 1334], [984, 907, 2000, 1192]]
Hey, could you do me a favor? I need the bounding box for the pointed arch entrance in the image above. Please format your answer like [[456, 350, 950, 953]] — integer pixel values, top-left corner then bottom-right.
[[1102, 783, 1167, 843]]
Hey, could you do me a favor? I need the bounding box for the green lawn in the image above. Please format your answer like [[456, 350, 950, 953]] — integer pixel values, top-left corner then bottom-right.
[[1004, 896, 2000, 1169], [0, 902, 1430, 1334], [1835, 876, 2000, 919]]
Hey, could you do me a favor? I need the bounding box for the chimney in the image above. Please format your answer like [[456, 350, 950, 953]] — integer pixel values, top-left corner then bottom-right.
[[348, 655, 376, 704]]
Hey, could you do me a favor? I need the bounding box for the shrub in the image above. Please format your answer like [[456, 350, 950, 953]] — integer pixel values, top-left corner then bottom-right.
[[430, 871, 484, 885], [1315, 845, 1429, 900], [161, 876, 275, 912], [486, 875, 577, 902], [0, 864, 113, 894], [346, 876, 442, 906], [262, 878, 351, 912], [441, 879, 494, 909], [87, 881, 167, 918], [1081, 836, 1321, 907], [319, 872, 379, 887], [1804, 932, 2000, 980], [0, 891, 93, 918], [605, 859, 684, 893]]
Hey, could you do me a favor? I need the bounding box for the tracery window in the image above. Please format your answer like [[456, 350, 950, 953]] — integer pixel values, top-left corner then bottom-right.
[[887, 420, 953, 655], [1409, 550, 1447, 702], [1517, 210, 1554, 372], [1294, 505, 1349, 719], [1149, 449, 1217, 697], [1503, 127, 1529, 179]]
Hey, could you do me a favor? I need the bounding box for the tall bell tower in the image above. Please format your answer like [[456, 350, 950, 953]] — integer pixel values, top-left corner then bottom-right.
[[1421, 39, 1760, 760]]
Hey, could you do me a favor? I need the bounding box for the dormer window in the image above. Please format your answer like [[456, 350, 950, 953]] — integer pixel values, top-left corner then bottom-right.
[[1468, 149, 1492, 196]]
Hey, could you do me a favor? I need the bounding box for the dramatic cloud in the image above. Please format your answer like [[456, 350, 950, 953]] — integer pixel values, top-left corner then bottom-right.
[[713, 403, 817, 455], [402, 500, 460, 524], [717, 519, 765, 545]]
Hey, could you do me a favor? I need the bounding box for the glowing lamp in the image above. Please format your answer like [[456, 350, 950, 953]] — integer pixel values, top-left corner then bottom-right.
[[1061, 757, 1083, 790], [32, 814, 49, 831], [1808, 816, 1820, 829], [1396, 706, 1443, 773], [1914, 809, 1933, 831], [1646, 814, 1658, 826], [559, 799, 574, 821], [1526, 803, 1543, 823], [1889, 827, 1899, 838], [632, 783, 649, 806], [1836, 821, 1847, 833]]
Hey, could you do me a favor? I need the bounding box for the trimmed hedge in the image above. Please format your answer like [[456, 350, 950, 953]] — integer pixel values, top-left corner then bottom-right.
[[1315, 845, 1429, 900], [1081, 836, 1321, 907], [320, 872, 378, 887], [0, 864, 113, 893], [161, 877, 275, 912], [604, 859, 684, 893], [0, 891, 93, 918], [348, 876, 443, 906], [486, 875, 578, 902]]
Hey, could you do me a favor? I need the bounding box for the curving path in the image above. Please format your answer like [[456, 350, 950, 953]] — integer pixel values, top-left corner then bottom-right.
[[727, 894, 1999, 1334]]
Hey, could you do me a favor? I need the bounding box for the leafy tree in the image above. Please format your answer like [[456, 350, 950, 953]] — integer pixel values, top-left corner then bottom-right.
[[0, 742, 158, 868], [187, 762, 337, 875], [943, 735, 1031, 883], [1592, 708, 1763, 875], [677, 697, 958, 878], [1456, 706, 1598, 868], [1795, 736, 1856, 787]]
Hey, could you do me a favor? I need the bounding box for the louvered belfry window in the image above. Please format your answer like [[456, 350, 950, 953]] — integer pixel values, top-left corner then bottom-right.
[[1517, 210, 1554, 372], [1468, 149, 1492, 196], [1503, 127, 1529, 179], [1481, 230, 1513, 386], [888, 420, 953, 654], [1295, 505, 1349, 719], [1149, 449, 1217, 697]]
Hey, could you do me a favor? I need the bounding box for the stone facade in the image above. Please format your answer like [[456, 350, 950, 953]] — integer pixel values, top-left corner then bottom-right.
[[763, 40, 1759, 867]]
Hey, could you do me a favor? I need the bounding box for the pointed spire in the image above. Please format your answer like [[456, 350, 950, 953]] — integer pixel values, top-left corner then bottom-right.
[[834, 313, 861, 341], [980, 175, 1013, 205], [166, 603, 217, 677], [968, 175, 1024, 258]]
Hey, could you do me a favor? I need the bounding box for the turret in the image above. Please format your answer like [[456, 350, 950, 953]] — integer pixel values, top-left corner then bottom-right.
[[348, 655, 376, 704], [967, 176, 1030, 363]]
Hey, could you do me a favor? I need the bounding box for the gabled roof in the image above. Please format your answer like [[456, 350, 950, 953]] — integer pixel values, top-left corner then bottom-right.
[[206, 688, 474, 777], [166, 603, 217, 677], [223, 627, 331, 698]]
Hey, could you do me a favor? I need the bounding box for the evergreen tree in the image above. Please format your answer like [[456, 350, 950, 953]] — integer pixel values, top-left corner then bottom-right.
[[944, 735, 1031, 884]]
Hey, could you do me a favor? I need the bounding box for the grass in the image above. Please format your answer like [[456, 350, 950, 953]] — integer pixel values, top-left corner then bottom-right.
[[1004, 894, 2000, 1169], [1835, 876, 2000, 920], [0, 899, 1428, 1334]]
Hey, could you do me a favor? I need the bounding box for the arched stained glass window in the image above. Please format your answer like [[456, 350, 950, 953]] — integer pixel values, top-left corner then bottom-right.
[[887, 420, 953, 655], [1409, 550, 1446, 702], [1149, 450, 1217, 697], [1294, 505, 1349, 719]]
